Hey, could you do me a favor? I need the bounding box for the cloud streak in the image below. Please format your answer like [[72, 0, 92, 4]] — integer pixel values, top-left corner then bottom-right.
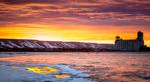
[[0, 0, 149, 26]]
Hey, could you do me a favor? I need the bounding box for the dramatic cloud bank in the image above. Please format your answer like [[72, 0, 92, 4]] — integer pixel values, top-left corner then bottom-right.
[[0, 0, 150, 26], [0, 0, 150, 46]]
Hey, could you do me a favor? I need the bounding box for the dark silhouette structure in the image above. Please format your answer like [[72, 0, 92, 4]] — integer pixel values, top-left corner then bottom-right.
[[114, 31, 144, 51]]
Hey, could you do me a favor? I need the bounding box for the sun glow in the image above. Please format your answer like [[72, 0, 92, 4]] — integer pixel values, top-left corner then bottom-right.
[[33, 37, 53, 41], [32, 36, 63, 41], [0, 24, 150, 46]]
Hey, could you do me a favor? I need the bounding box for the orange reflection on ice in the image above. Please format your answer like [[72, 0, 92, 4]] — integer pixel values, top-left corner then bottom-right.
[[55, 74, 71, 78], [0, 52, 150, 82], [26, 66, 59, 74]]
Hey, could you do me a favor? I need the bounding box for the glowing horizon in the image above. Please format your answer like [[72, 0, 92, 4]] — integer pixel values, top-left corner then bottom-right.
[[0, 24, 150, 47], [0, 0, 150, 46]]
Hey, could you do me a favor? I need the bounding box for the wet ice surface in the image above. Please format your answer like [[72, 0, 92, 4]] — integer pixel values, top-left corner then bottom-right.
[[0, 52, 150, 82], [0, 63, 94, 82]]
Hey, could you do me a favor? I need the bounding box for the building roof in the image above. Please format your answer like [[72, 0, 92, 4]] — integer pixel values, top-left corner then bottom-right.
[[120, 39, 137, 41]]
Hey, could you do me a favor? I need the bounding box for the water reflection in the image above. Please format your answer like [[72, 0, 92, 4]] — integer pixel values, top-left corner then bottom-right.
[[55, 74, 71, 78], [26, 66, 59, 74], [0, 52, 150, 82], [0, 63, 94, 82]]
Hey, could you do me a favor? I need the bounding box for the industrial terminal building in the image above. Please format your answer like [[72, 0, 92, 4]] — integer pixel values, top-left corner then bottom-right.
[[114, 31, 144, 51]]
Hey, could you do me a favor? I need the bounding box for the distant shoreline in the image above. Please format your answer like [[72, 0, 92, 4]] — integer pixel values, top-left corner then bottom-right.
[[1, 49, 150, 52], [0, 39, 150, 52]]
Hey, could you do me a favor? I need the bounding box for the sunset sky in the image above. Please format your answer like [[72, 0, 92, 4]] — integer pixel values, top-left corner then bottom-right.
[[0, 0, 150, 46]]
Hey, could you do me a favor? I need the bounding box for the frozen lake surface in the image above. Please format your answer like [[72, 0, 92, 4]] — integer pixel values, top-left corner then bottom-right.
[[0, 52, 150, 82]]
